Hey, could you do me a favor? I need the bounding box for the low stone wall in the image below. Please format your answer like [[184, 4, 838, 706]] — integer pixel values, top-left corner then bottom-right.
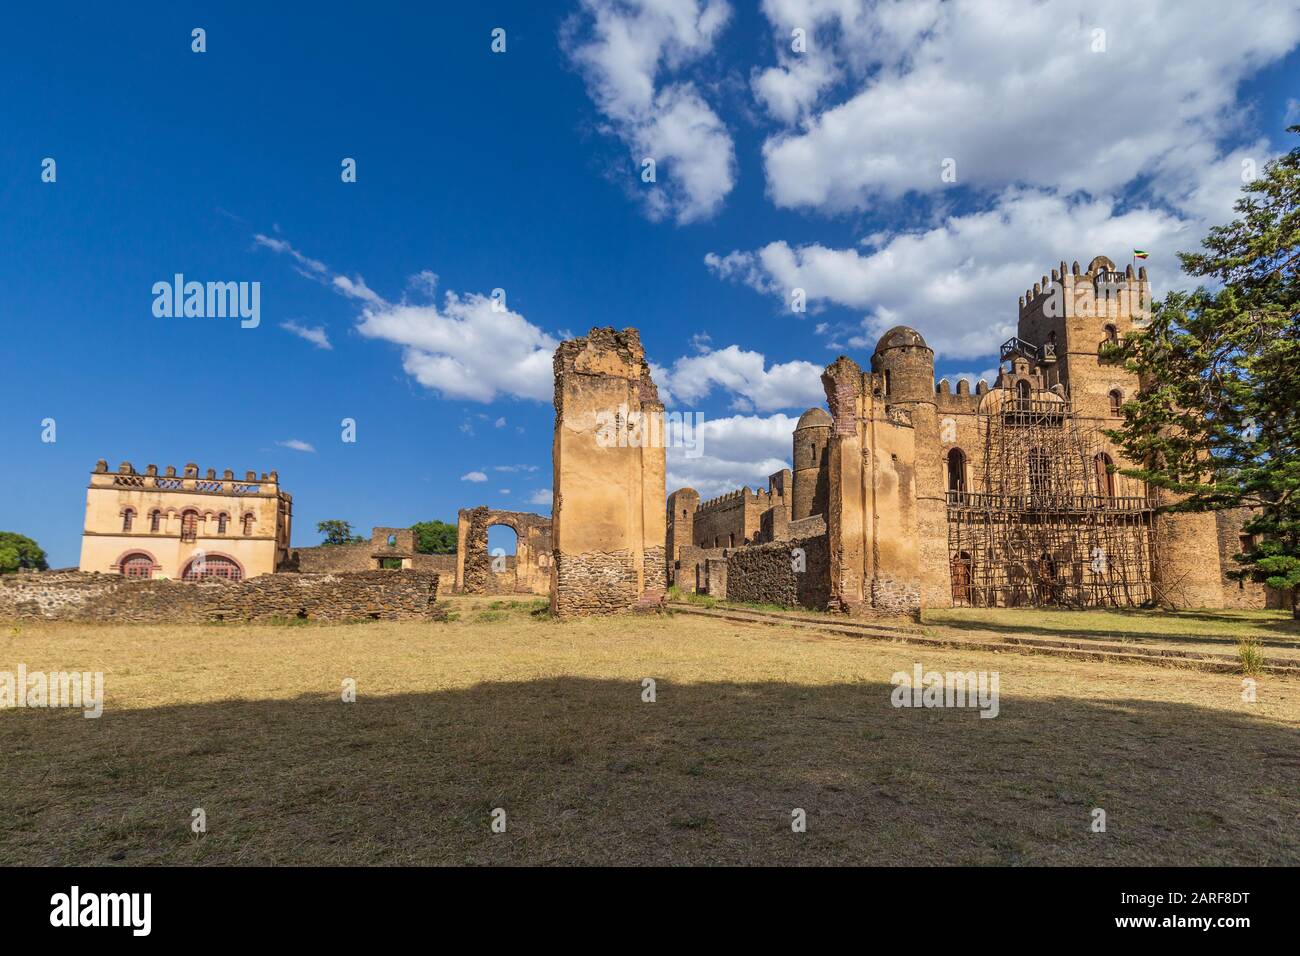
[[0, 570, 440, 624], [724, 534, 830, 609]]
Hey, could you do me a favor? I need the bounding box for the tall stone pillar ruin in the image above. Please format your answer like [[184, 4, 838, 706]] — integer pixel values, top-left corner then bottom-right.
[[821, 355, 923, 619], [550, 328, 667, 616]]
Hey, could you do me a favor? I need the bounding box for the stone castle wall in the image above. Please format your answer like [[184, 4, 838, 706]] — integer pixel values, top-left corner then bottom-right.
[[724, 534, 831, 609], [0, 569, 440, 624]]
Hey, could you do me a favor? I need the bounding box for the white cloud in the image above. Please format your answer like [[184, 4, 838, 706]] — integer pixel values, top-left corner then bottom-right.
[[564, 0, 737, 223], [357, 293, 557, 402], [257, 235, 558, 403], [461, 471, 488, 482], [254, 234, 327, 275], [499, 489, 511, 495], [707, 188, 1198, 360], [758, 0, 1300, 212], [527, 489, 553, 506], [713, 0, 1300, 361], [332, 275, 387, 307], [661, 344, 826, 411], [276, 439, 316, 453], [279, 320, 332, 350], [494, 464, 540, 473], [666, 411, 800, 498]]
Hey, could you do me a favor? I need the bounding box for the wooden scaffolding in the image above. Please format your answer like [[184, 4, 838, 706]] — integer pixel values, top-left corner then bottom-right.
[[946, 396, 1156, 607]]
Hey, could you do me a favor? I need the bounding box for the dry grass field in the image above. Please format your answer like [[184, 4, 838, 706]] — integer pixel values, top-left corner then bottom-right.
[[1, 597, 1297, 866]]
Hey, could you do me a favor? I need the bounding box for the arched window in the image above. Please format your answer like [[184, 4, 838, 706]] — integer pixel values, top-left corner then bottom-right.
[[120, 553, 153, 578], [946, 447, 967, 498], [180, 509, 199, 542], [1108, 389, 1123, 416], [1104, 323, 1118, 343], [121, 508, 135, 532], [1094, 453, 1115, 499], [241, 513, 255, 535], [217, 513, 229, 534], [181, 554, 243, 581], [149, 510, 162, 533], [1015, 379, 1031, 410]]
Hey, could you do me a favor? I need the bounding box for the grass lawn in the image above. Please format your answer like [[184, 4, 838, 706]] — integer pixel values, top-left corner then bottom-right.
[[1, 597, 1296, 866]]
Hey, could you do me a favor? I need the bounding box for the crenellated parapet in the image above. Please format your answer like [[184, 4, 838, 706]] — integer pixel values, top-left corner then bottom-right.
[[90, 460, 283, 497], [933, 377, 986, 411], [1017, 255, 1150, 326]]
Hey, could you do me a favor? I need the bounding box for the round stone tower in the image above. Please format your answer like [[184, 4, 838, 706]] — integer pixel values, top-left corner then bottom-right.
[[871, 326, 935, 401], [871, 326, 950, 607], [666, 487, 700, 559], [792, 407, 832, 520]]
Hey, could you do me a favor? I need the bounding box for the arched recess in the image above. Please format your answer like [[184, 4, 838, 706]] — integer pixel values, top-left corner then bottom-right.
[[946, 447, 967, 500]]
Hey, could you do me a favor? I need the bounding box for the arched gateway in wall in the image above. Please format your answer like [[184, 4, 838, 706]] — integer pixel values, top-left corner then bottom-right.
[[454, 506, 553, 595]]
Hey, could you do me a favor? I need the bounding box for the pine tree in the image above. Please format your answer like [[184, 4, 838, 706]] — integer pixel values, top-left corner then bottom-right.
[[1106, 127, 1300, 615]]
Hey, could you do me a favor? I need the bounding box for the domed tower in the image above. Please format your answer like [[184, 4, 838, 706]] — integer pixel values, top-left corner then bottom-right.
[[871, 326, 935, 401], [792, 407, 832, 520]]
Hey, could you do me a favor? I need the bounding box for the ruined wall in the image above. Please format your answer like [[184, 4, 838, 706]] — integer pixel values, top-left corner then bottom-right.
[[551, 328, 667, 616], [0, 570, 441, 624], [290, 526, 453, 574], [670, 545, 726, 593], [725, 533, 831, 609], [292, 544, 453, 574], [455, 507, 551, 595]]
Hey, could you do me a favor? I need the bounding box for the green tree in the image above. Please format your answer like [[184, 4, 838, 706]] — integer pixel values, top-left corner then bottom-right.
[[411, 520, 457, 554], [0, 532, 49, 574], [316, 520, 365, 546], [1106, 127, 1300, 615]]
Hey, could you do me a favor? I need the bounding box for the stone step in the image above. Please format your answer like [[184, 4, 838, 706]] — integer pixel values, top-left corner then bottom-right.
[[667, 603, 1300, 675]]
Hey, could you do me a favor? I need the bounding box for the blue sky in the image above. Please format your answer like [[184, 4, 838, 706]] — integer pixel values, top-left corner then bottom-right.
[[3, 1, 1298, 567]]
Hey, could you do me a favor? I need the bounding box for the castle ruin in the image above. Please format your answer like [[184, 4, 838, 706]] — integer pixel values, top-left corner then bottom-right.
[[667, 256, 1290, 616]]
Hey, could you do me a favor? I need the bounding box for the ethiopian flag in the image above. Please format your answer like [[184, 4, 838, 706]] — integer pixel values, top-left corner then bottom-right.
[[1133, 249, 1149, 259]]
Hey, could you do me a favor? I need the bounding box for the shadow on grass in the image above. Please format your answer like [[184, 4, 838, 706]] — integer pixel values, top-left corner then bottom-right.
[[1, 677, 1296, 866]]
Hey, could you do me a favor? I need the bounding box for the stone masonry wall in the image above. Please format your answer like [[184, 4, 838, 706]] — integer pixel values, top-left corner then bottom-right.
[[0, 570, 441, 624], [725, 534, 831, 609], [552, 551, 638, 615], [292, 544, 453, 574]]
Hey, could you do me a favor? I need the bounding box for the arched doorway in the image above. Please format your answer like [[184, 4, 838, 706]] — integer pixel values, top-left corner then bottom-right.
[[487, 524, 519, 591], [950, 550, 972, 605]]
